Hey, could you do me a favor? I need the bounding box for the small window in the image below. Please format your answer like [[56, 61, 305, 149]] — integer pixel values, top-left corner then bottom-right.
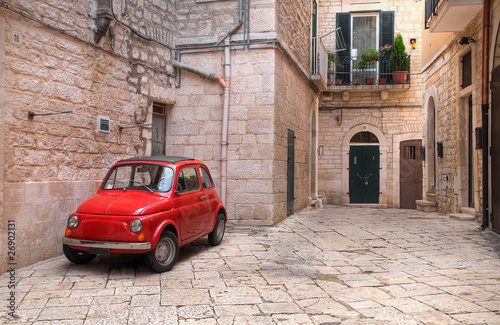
[[462, 51, 472, 88], [350, 132, 379, 143], [404, 145, 416, 160], [199, 167, 214, 189], [176, 167, 200, 193]]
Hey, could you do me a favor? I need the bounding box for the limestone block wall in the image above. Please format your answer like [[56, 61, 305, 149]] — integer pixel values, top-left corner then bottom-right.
[[316, 0, 424, 208], [274, 52, 316, 224], [422, 11, 484, 215], [0, 0, 176, 273]]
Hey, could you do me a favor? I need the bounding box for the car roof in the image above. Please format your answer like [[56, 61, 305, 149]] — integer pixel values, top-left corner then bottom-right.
[[117, 156, 196, 164]]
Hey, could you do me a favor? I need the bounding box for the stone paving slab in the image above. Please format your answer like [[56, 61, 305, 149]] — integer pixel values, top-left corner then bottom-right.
[[1, 206, 500, 324]]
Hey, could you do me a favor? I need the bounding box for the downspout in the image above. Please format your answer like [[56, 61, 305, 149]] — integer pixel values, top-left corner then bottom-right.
[[481, 0, 490, 229], [172, 60, 226, 88], [220, 0, 244, 205]]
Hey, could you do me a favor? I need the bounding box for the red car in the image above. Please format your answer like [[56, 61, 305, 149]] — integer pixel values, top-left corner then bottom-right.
[[62, 156, 227, 272]]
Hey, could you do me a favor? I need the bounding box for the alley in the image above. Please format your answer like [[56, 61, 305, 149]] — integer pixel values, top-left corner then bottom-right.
[[1, 206, 500, 324]]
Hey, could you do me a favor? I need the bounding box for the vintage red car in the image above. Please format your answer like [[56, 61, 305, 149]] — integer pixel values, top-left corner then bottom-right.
[[62, 156, 226, 272]]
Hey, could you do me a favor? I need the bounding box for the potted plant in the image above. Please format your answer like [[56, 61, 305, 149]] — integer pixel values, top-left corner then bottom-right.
[[378, 44, 392, 84], [328, 52, 343, 85], [356, 48, 379, 85], [387, 33, 409, 84]]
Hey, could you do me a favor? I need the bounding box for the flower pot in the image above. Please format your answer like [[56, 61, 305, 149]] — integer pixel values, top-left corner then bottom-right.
[[336, 79, 343, 86], [365, 78, 374, 85], [353, 79, 360, 85], [378, 78, 387, 84], [392, 71, 408, 84]]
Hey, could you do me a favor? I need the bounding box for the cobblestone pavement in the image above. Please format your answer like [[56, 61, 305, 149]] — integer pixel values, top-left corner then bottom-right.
[[2, 206, 500, 324]]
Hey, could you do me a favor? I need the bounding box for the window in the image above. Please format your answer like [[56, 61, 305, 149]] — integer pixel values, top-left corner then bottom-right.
[[176, 167, 200, 193], [337, 11, 394, 84], [199, 167, 214, 189], [350, 132, 379, 144], [462, 51, 472, 88], [103, 164, 174, 192]]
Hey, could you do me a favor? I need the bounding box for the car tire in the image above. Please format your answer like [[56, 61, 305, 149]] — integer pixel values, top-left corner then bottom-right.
[[144, 231, 179, 273], [208, 213, 226, 246], [63, 244, 96, 264]]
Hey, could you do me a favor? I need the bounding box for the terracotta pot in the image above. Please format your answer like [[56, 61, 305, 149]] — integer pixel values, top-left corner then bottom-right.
[[365, 78, 374, 85], [392, 71, 408, 84], [336, 79, 343, 86], [353, 79, 360, 85], [378, 78, 387, 84]]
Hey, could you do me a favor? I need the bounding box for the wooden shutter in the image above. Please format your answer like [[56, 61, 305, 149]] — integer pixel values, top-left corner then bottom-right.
[[336, 13, 351, 84], [379, 11, 394, 81]]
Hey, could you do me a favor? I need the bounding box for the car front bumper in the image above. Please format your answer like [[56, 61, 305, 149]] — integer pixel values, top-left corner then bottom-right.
[[62, 237, 152, 250]]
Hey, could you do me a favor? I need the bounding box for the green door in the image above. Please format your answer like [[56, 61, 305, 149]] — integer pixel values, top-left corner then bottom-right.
[[349, 145, 380, 203]]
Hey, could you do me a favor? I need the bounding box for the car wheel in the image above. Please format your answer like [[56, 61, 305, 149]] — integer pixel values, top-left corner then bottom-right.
[[208, 213, 226, 246], [63, 244, 96, 264], [144, 231, 179, 273]]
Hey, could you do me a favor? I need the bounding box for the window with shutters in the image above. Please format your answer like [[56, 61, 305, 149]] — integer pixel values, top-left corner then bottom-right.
[[462, 51, 472, 88], [336, 11, 394, 84]]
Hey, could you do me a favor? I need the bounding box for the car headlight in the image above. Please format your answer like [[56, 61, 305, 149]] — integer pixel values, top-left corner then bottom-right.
[[130, 219, 143, 233], [68, 215, 79, 228]]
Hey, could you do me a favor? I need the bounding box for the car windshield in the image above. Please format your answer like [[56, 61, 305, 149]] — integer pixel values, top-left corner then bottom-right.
[[103, 164, 174, 193]]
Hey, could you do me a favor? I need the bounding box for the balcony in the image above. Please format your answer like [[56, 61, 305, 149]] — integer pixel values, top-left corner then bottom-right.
[[311, 53, 411, 99], [425, 0, 483, 32]]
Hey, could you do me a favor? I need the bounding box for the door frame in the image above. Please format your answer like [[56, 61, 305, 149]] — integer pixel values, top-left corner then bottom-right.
[[342, 125, 387, 205]]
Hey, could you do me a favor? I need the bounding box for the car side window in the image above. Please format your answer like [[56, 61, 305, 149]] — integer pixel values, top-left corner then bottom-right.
[[199, 167, 214, 189], [176, 167, 200, 193]]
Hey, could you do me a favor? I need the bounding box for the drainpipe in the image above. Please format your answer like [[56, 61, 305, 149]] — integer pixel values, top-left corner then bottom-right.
[[219, 0, 244, 205], [172, 60, 226, 87], [481, 0, 490, 229], [221, 39, 230, 205]]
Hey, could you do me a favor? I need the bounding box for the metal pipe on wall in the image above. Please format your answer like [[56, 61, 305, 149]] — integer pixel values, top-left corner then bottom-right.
[[481, 0, 490, 229]]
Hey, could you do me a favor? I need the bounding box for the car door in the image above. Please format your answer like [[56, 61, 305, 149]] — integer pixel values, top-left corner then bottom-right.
[[198, 166, 218, 229], [174, 166, 209, 241]]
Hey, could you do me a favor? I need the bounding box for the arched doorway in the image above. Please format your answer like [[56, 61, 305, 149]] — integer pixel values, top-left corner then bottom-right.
[[349, 132, 380, 203]]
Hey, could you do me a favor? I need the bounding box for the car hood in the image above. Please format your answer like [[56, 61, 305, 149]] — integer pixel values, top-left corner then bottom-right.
[[77, 191, 173, 216]]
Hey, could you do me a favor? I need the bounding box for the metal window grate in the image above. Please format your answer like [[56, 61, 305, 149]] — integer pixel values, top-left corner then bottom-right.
[[97, 116, 110, 132], [462, 51, 472, 88]]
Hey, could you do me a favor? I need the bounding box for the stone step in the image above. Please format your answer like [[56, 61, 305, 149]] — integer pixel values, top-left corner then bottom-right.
[[449, 213, 477, 222], [460, 207, 476, 216], [425, 192, 437, 203], [416, 199, 438, 212]]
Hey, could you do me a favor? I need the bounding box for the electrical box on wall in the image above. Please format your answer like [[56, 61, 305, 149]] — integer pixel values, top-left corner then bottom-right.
[[475, 127, 483, 149], [97, 116, 111, 133], [437, 141, 444, 158]]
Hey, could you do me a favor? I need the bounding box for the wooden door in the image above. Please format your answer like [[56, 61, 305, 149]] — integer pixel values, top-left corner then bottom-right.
[[492, 66, 500, 233], [400, 139, 423, 209], [349, 145, 380, 204]]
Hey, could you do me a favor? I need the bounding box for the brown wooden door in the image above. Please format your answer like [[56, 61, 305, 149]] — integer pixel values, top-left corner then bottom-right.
[[400, 139, 423, 209], [492, 66, 500, 233]]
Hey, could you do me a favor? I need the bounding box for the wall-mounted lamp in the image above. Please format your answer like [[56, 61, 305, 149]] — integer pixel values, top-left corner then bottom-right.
[[459, 36, 476, 45], [94, 0, 113, 43]]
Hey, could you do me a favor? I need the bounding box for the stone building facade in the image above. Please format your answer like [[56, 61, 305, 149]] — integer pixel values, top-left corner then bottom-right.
[[422, 0, 500, 233], [0, 0, 319, 273], [315, 0, 424, 208]]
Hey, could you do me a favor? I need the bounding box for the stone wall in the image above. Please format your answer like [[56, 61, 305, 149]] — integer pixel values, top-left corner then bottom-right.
[[0, 0, 176, 273], [422, 10, 484, 215], [316, 0, 424, 208]]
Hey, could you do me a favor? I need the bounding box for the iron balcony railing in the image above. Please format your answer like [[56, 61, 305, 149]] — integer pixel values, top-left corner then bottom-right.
[[425, 0, 439, 29], [329, 54, 411, 86]]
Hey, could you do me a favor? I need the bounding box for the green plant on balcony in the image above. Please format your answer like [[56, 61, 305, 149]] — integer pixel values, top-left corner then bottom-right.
[[328, 52, 343, 85], [356, 48, 379, 85], [387, 33, 410, 84]]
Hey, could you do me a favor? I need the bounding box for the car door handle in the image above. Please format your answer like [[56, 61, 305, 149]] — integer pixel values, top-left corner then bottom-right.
[[201, 195, 207, 200]]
